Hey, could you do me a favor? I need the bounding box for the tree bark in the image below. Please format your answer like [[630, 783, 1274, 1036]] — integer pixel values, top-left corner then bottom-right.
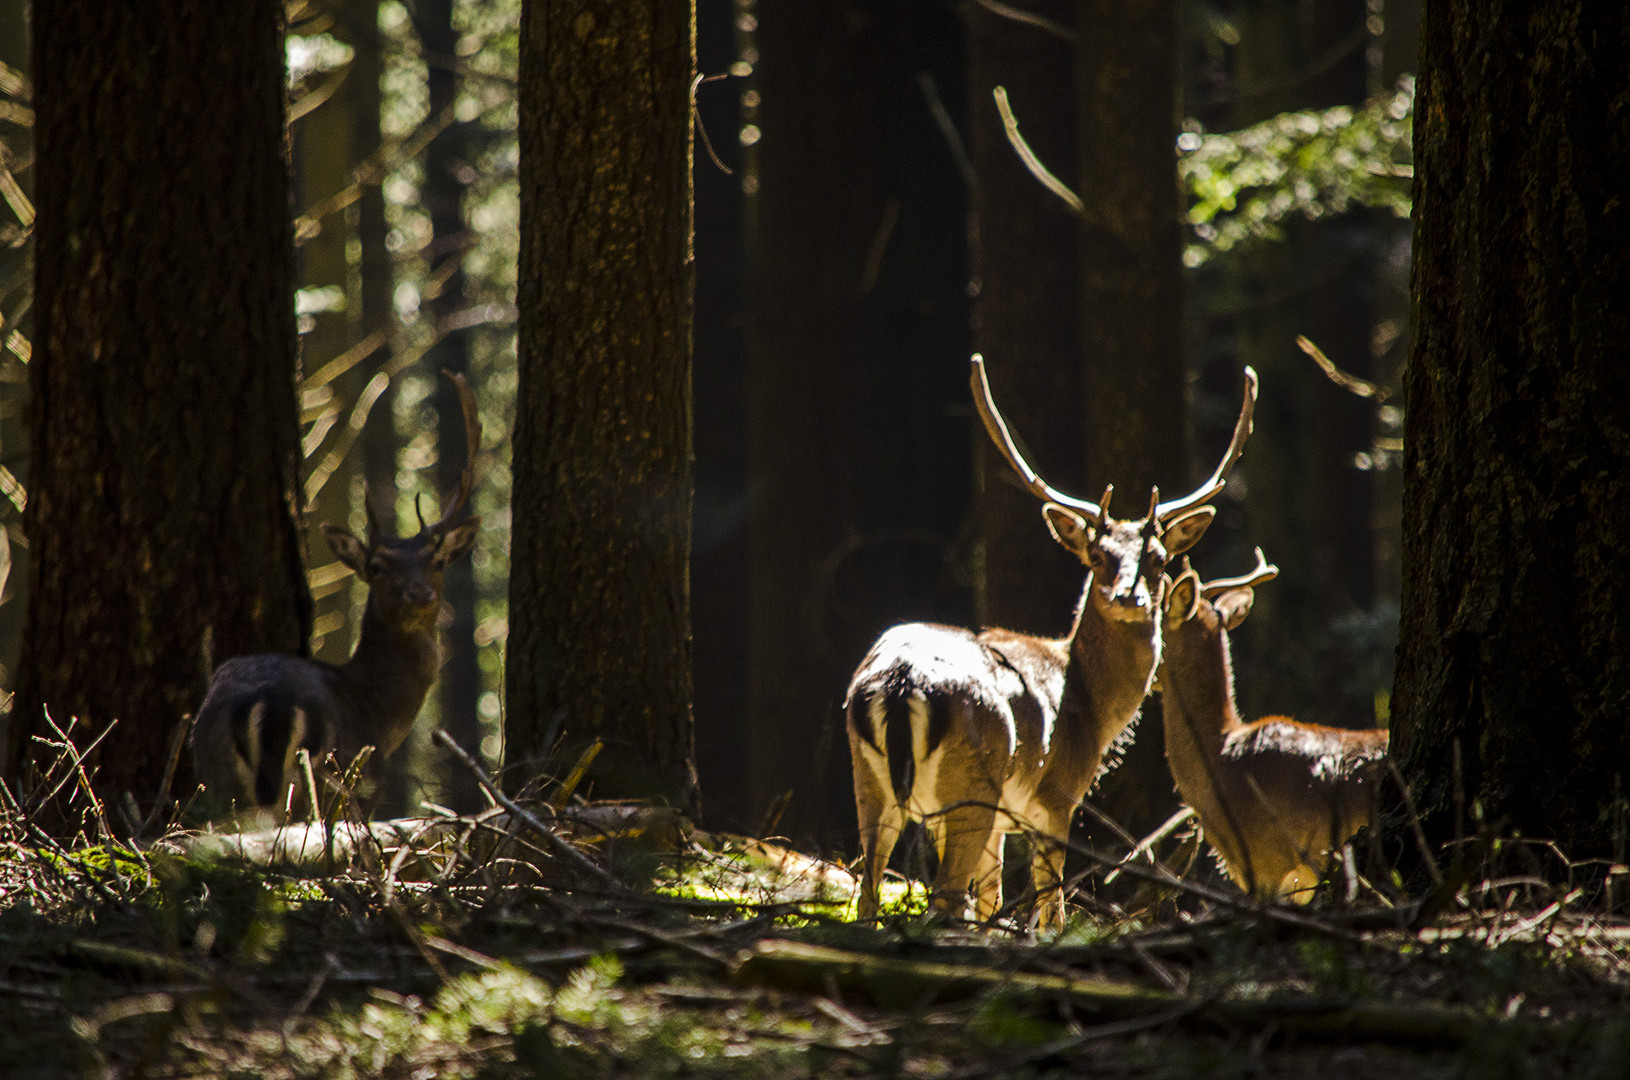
[[1393, 3, 1630, 863], [747, 2, 971, 844], [967, 0, 1082, 639], [12, 1, 308, 812], [508, 1, 697, 812], [1071, 0, 1187, 842]]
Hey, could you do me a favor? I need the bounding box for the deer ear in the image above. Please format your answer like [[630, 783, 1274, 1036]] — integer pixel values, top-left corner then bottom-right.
[[1164, 570, 1200, 628], [1041, 503, 1091, 552], [1160, 506, 1215, 555], [1213, 587, 1255, 631], [432, 516, 481, 568], [323, 524, 368, 575]]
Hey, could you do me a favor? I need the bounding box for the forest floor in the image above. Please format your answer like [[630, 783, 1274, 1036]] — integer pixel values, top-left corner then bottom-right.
[[3, 782, 1630, 1079]]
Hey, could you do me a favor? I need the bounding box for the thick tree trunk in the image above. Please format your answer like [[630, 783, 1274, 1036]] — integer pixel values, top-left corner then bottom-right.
[[12, 1, 309, 812], [690, 0, 752, 832], [1393, 3, 1630, 863], [748, 2, 970, 845], [508, 2, 697, 812], [967, 0, 1082, 639], [1071, 0, 1187, 842]]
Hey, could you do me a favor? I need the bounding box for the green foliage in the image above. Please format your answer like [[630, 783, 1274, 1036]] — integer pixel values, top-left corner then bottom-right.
[[1180, 77, 1414, 267]]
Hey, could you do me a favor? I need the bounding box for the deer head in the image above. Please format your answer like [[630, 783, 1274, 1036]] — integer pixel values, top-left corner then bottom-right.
[[321, 370, 481, 633], [971, 353, 1257, 622]]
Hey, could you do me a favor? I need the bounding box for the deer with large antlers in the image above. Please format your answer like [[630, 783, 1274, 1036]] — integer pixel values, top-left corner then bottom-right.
[[191, 370, 482, 815], [1160, 551, 1388, 900], [845, 355, 1257, 930]]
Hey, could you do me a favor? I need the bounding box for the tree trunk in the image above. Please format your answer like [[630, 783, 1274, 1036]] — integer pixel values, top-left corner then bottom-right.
[[1071, 0, 1187, 843], [0, 0, 32, 736], [748, 2, 971, 845], [967, 0, 1082, 639], [1225, 0, 1384, 733], [690, 0, 752, 832], [417, 0, 483, 813], [508, 1, 697, 812], [12, 1, 308, 814], [1393, 3, 1630, 864]]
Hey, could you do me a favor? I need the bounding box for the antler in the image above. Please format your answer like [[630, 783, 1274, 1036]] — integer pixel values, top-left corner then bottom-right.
[[970, 353, 1105, 522], [1200, 547, 1278, 598], [426, 369, 481, 536], [1155, 366, 1257, 522]]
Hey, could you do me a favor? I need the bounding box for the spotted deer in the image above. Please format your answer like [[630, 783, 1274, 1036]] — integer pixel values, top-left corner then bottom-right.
[[191, 371, 482, 815], [1160, 550, 1388, 900], [845, 355, 1257, 929]]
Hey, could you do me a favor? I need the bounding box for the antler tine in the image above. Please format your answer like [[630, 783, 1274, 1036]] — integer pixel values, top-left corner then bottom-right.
[[429, 369, 481, 534], [971, 354, 1103, 522], [1201, 546, 1279, 598], [362, 483, 384, 542], [1157, 366, 1258, 522]]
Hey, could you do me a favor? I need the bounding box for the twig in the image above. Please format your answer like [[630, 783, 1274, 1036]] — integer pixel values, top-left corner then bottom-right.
[[293, 103, 456, 246], [549, 739, 603, 809], [1295, 335, 1392, 402], [433, 730, 633, 895], [992, 86, 1085, 218], [691, 72, 734, 176], [137, 714, 193, 838], [918, 73, 974, 189], [971, 0, 1076, 43], [1060, 831, 1366, 943], [1386, 759, 1445, 889], [38, 711, 117, 846], [1104, 806, 1195, 885]]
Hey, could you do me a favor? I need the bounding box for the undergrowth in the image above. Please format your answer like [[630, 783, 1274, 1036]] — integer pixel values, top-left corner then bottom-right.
[[3, 736, 1630, 1078]]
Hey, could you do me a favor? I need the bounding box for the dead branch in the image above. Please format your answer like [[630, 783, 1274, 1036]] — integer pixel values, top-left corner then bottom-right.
[[992, 86, 1085, 218], [1295, 335, 1392, 402], [734, 938, 1499, 1047], [971, 0, 1076, 43]]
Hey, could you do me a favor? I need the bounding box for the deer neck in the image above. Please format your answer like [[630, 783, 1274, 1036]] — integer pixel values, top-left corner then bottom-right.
[[1058, 578, 1160, 743], [1160, 613, 1242, 755], [337, 602, 440, 755]]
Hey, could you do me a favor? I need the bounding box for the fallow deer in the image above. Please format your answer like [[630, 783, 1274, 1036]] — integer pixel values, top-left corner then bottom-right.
[[191, 370, 482, 815], [1160, 551, 1388, 900], [845, 354, 1257, 930]]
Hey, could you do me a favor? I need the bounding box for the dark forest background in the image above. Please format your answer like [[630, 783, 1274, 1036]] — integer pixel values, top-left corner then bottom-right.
[[0, 0, 1416, 852]]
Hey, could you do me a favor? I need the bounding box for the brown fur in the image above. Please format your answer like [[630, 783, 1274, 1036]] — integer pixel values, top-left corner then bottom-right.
[[1160, 571, 1388, 900]]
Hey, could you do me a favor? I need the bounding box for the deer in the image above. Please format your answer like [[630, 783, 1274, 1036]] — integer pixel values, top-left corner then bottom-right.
[[191, 370, 482, 817], [1159, 550, 1389, 901], [844, 354, 1257, 930]]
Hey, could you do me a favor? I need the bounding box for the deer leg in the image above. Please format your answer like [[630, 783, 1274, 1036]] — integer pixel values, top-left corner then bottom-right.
[[931, 798, 1000, 922], [851, 730, 905, 921], [1028, 806, 1073, 933], [857, 804, 906, 920], [971, 819, 1007, 922]]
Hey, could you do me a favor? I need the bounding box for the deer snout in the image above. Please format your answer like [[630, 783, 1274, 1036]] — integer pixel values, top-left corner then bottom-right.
[[403, 584, 438, 610], [1098, 569, 1156, 622]]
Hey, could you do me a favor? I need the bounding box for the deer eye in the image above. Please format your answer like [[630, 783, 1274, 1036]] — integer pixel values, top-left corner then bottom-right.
[[368, 559, 388, 577]]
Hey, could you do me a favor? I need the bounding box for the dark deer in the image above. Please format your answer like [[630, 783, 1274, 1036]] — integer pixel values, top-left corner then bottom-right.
[[1160, 550, 1388, 900], [844, 355, 1256, 929], [191, 370, 481, 815]]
